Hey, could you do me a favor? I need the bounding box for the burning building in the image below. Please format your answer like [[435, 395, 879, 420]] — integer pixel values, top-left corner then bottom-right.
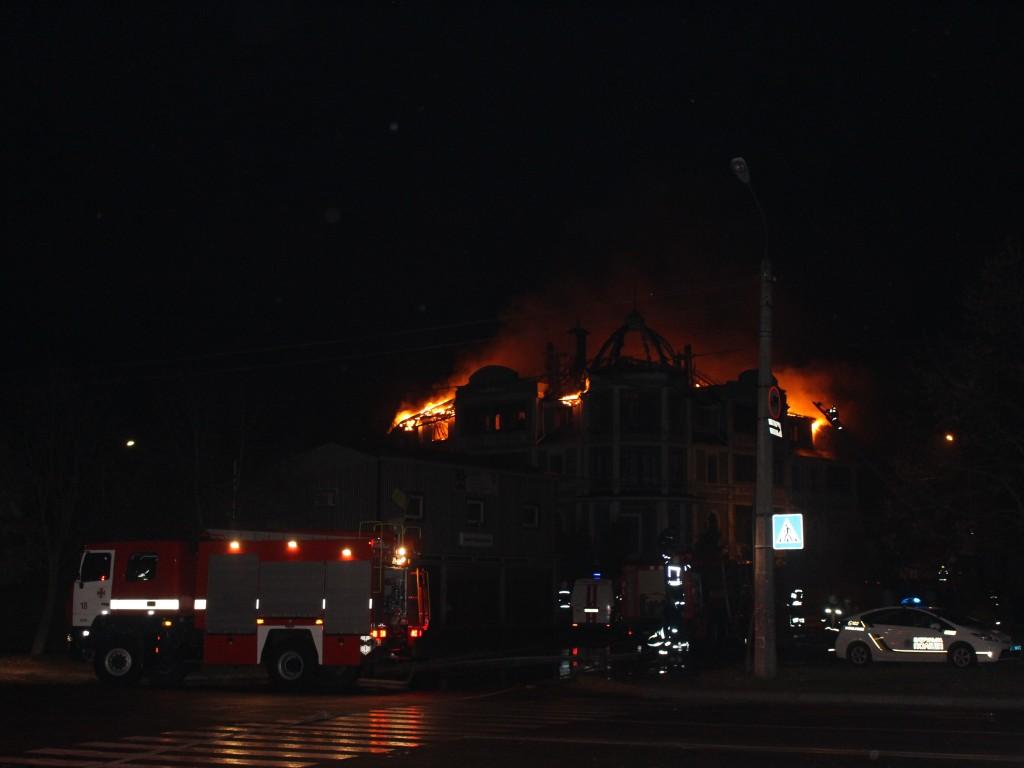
[[391, 311, 860, 590]]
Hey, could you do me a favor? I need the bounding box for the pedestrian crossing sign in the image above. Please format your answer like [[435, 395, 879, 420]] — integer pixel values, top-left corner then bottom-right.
[[772, 513, 804, 550]]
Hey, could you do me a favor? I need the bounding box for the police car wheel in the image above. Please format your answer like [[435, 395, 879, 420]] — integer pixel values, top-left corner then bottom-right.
[[949, 643, 976, 669], [846, 642, 871, 667]]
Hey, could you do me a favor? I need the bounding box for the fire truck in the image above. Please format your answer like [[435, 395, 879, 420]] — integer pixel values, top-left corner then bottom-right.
[[67, 523, 430, 688]]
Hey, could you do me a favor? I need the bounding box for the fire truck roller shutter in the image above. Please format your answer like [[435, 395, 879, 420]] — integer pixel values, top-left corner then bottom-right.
[[207, 554, 258, 634], [325, 560, 372, 634], [259, 561, 325, 617]]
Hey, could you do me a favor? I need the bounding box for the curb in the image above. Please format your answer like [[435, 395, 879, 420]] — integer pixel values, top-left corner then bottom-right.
[[575, 674, 1024, 711]]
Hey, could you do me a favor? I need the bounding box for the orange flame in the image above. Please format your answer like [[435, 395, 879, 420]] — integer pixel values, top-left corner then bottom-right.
[[775, 367, 834, 443], [391, 391, 456, 432]]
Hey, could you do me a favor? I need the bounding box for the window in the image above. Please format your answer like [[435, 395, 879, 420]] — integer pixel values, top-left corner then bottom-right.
[[80, 551, 111, 583], [694, 404, 721, 439], [521, 504, 539, 528], [587, 391, 613, 435], [669, 448, 686, 487], [466, 499, 484, 526], [314, 489, 338, 507], [706, 453, 719, 483], [774, 454, 785, 486], [863, 609, 903, 626], [669, 395, 687, 435], [621, 446, 661, 490], [126, 553, 158, 582], [734, 454, 755, 483], [548, 452, 564, 474], [614, 513, 641, 557], [733, 505, 753, 557], [590, 447, 612, 489], [733, 403, 756, 434], [406, 494, 424, 520], [621, 389, 659, 433], [907, 610, 948, 630]]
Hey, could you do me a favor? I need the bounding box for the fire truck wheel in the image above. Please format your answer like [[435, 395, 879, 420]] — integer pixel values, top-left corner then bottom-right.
[[94, 639, 143, 686], [266, 641, 318, 689]]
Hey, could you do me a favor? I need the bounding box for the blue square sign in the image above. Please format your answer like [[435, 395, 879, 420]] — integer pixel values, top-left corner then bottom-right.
[[772, 513, 804, 550]]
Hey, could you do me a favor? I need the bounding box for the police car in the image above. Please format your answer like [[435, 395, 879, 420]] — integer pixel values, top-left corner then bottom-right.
[[834, 604, 1015, 668]]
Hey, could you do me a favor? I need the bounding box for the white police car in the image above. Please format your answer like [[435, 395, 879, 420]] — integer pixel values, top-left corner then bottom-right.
[[834, 605, 1014, 668]]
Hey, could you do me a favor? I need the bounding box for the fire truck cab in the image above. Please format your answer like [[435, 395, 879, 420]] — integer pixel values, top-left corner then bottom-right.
[[69, 526, 429, 689]]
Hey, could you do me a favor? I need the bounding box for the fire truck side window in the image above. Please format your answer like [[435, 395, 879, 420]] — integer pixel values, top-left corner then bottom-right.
[[126, 552, 159, 582], [80, 552, 111, 582]]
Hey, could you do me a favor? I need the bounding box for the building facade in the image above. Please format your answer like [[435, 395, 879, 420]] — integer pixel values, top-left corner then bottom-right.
[[393, 312, 860, 594], [246, 443, 559, 636]]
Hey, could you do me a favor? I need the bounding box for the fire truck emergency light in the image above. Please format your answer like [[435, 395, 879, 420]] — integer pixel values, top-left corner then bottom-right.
[[287, 540, 298, 551], [341, 547, 352, 558]]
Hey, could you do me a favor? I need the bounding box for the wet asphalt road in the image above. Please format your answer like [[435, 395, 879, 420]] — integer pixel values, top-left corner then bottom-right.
[[1, 670, 1023, 767]]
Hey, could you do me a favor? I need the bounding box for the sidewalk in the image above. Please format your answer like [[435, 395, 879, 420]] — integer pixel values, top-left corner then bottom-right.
[[0, 654, 94, 685], [574, 656, 1024, 710]]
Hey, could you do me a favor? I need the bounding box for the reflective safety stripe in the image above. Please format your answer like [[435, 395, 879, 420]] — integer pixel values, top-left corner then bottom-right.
[[195, 599, 207, 610], [109, 599, 181, 610]]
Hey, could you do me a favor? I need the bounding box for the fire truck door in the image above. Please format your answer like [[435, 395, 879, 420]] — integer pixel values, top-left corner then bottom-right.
[[73, 549, 115, 629]]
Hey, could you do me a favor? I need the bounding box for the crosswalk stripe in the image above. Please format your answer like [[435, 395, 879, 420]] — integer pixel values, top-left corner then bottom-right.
[[0, 759, 192, 768], [0, 759, 108, 768], [152, 725, 427, 741], [118, 732, 424, 749], [182, 722, 469, 739], [29, 747, 316, 767], [285, 722, 499, 737]]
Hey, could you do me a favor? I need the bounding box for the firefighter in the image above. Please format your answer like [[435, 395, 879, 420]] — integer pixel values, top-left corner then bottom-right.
[[645, 529, 692, 673]]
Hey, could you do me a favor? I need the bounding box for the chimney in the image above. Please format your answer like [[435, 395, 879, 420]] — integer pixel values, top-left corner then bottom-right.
[[545, 342, 560, 398], [568, 322, 589, 383]]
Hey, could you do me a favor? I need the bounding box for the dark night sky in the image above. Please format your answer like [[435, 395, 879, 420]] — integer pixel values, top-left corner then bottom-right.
[[4, 3, 1023, 444]]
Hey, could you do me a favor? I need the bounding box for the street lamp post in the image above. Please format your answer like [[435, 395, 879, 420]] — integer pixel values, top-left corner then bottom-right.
[[731, 157, 777, 679]]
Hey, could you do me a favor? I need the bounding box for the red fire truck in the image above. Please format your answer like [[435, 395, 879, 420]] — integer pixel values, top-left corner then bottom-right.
[[68, 524, 429, 688]]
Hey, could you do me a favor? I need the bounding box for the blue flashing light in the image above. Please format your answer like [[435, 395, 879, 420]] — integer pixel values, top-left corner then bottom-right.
[[592, 572, 602, 580], [899, 596, 922, 606]]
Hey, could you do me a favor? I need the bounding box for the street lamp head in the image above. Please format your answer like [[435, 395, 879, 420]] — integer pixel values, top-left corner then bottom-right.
[[125, 439, 136, 448], [730, 157, 751, 185]]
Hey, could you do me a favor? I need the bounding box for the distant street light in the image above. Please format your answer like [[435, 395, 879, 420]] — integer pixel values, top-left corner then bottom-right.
[[125, 439, 136, 448], [944, 433, 955, 443], [731, 156, 776, 680]]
